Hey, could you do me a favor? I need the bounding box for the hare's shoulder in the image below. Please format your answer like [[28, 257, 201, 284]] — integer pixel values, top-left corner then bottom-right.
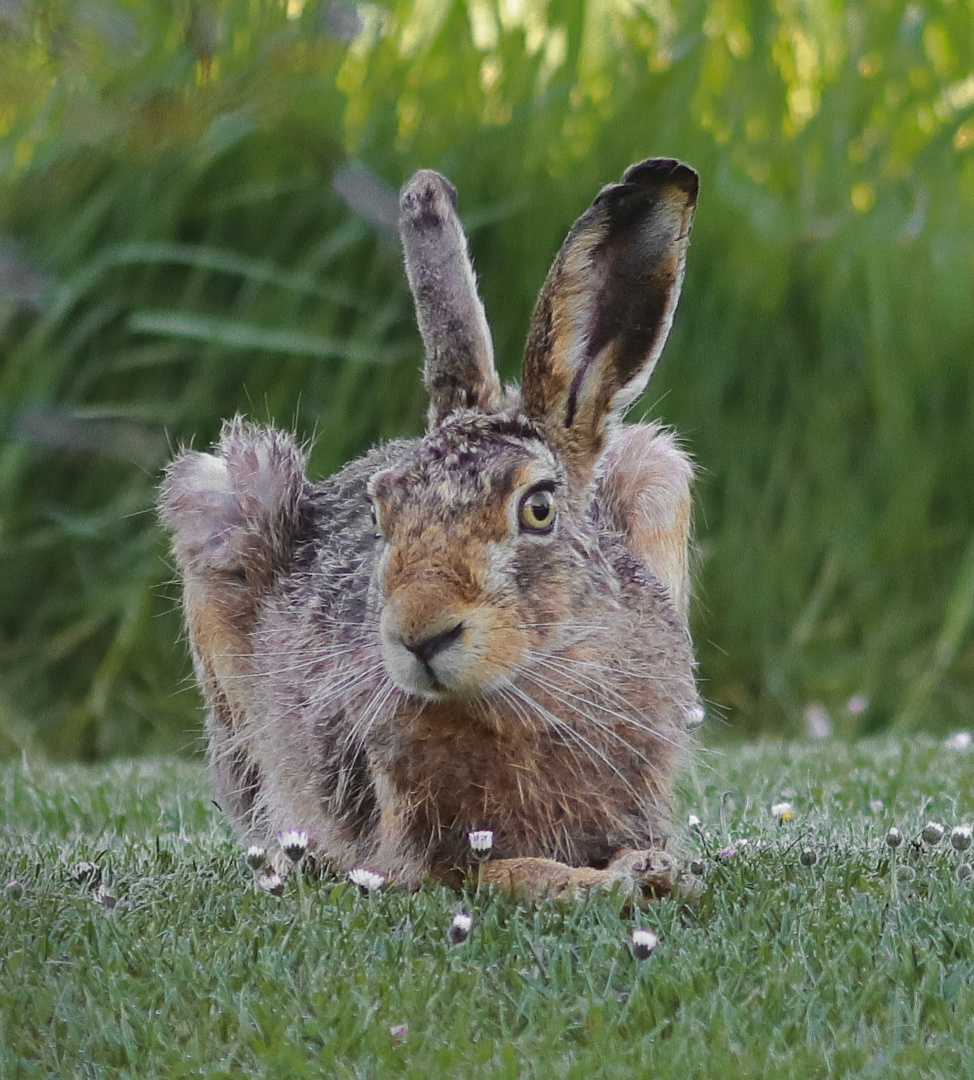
[[597, 528, 680, 621]]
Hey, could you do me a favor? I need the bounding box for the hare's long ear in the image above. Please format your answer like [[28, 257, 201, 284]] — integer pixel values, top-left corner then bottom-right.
[[399, 170, 501, 425], [521, 158, 697, 487]]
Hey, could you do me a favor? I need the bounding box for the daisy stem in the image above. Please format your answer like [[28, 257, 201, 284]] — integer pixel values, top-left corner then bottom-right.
[[294, 862, 309, 919]]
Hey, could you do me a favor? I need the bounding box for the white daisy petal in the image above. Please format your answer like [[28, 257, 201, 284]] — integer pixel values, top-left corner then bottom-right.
[[468, 830, 494, 854], [347, 867, 387, 892], [277, 830, 310, 862], [630, 927, 660, 960]]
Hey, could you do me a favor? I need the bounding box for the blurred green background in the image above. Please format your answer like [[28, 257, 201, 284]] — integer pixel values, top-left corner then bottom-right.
[[0, 0, 972, 760]]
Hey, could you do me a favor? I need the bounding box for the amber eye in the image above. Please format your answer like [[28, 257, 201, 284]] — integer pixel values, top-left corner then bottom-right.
[[518, 485, 556, 534]]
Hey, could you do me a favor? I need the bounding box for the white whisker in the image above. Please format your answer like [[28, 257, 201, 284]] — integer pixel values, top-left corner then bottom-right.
[[500, 677, 646, 804], [518, 650, 690, 757]]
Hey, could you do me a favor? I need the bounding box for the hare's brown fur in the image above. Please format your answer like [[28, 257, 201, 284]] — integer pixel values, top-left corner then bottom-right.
[[161, 159, 700, 896]]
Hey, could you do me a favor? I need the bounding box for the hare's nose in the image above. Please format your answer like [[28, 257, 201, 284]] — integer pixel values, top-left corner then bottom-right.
[[402, 621, 465, 664]]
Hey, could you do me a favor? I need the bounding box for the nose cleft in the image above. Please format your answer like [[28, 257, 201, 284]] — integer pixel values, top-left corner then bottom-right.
[[403, 621, 465, 666]]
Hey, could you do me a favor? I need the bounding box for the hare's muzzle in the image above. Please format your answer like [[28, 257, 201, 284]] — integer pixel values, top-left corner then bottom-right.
[[379, 590, 517, 700], [379, 596, 470, 698], [402, 619, 465, 665]]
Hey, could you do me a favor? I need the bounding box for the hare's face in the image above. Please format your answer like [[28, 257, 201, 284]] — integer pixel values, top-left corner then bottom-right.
[[367, 413, 585, 701]]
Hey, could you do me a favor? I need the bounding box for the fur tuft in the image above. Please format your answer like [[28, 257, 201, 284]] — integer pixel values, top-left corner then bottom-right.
[[159, 418, 306, 584]]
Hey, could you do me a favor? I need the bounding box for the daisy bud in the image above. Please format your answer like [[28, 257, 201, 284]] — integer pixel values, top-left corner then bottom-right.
[[347, 867, 387, 893], [4, 878, 24, 900], [630, 927, 660, 961], [771, 802, 794, 821], [895, 865, 916, 883], [687, 814, 702, 830], [388, 1023, 409, 1043], [257, 870, 285, 897], [277, 830, 310, 863], [846, 694, 869, 716], [950, 824, 973, 852], [799, 848, 819, 867], [245, 845, 268, 871], [956, 863, 973, 882], [468, 830, 494, 856], [804, 703, 832, 740], [921, 821, 945, 846], [885, 826, 903, 849], [689, 858, 706, 876], [447, 911, 474, 945]]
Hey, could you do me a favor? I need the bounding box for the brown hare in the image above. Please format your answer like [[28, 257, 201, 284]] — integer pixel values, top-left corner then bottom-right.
[[160, 158, 700, 898]]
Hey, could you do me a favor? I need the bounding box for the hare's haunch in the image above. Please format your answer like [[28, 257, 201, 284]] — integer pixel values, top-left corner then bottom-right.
[[161, 158, 700, 897]]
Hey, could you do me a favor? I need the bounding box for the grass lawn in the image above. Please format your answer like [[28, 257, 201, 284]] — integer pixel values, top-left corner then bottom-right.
[[3, 737, 974, 1079]]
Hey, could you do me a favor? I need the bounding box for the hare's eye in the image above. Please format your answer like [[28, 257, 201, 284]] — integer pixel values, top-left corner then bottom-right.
[[518, 486, 556, 534], [368, 501, 381, 538]]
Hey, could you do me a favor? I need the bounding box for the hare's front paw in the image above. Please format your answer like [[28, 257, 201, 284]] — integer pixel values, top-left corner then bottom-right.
[[479, 851, 683, 900], [605, 848, 679, 896]]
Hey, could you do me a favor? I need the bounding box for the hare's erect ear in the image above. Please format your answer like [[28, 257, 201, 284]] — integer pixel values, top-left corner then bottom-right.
[[399, 170, 501, 425], [521, 158, 697, 486]]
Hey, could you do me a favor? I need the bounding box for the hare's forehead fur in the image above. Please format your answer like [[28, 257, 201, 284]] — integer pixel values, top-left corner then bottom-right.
[[368, 409, 563, 526]]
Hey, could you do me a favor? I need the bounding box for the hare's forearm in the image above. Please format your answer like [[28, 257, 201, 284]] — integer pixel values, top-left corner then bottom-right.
[[479, 849, 679, 899]]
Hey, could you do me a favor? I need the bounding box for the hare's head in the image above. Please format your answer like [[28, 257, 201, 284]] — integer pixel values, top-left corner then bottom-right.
[[369, 160, 697, 702]]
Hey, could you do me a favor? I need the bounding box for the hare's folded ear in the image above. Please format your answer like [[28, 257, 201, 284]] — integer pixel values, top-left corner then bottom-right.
[[521, 158, 697, 487], [399, 170, 501, 425]]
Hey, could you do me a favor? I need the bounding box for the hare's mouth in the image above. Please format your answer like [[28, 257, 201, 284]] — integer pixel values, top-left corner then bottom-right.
[[382, 620, 471, 699], [379, 607, 515, 700], [403, 620, 463, 692]]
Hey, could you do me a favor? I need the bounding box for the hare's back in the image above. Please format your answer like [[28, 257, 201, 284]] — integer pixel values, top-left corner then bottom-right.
[[287, 439, 417, 610]]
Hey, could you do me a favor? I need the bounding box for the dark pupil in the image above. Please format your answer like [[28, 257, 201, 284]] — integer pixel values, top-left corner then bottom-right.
[[527, 493, 552, 522]]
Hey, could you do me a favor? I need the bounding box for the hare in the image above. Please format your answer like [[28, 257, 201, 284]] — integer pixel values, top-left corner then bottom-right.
[[160, 157, 700, 898]]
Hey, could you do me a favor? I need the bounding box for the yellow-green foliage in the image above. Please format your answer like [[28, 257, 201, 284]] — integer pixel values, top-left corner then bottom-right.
[[0, 0, 972, 756]]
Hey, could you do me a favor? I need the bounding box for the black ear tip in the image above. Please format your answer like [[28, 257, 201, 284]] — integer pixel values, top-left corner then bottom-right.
[[622, 157, 699, 200], [399, 169, 459, 226]]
